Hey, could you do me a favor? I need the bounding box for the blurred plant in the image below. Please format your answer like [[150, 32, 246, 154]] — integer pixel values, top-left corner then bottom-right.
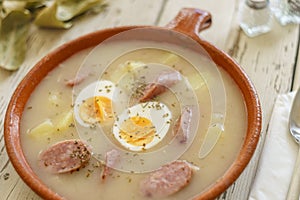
[[0, 0, 106, 71]]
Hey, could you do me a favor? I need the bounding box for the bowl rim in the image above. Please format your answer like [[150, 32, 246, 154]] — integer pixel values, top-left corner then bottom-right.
[[4, 8, 262, 200]]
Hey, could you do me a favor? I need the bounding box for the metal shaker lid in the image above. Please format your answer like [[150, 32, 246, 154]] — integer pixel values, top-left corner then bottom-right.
[[246, 0, 268, 9]]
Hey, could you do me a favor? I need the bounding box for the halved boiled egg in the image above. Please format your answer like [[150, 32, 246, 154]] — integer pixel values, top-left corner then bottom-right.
[[74, 80, 116, 127], [113, 101, 172, 151]]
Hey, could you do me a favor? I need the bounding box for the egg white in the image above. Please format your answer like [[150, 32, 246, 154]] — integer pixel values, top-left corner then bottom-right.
[[74, 80, 116, 127], [112, 101, 172, 151]]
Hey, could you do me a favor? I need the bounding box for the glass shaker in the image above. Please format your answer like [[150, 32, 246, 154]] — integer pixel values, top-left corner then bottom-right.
[[239, 0, 272, 37], [271, 0, 300, 25]]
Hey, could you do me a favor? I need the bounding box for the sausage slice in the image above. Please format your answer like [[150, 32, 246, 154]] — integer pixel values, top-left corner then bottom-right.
[[173, 106, 193, 143], [139, 70, 181, 102], [39, 140, 91, 173], [140, 160, 193, 198]]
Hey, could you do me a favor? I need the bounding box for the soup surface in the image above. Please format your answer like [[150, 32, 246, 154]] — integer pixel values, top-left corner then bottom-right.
[[20, 38, 247, 200]]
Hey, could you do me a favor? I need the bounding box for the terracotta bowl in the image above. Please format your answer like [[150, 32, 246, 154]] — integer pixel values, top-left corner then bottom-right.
[[4, 8, 262, 200]]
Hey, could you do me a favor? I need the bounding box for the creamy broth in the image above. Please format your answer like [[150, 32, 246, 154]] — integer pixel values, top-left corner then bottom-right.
[[20, 41, 247, 200]]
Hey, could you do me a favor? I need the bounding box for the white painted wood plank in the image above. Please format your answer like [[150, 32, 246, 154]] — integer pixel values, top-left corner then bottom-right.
[[222, 9, 300, 200], [159, 1, 299, 199], [158, 0, 237, 50], [0, 1, 164, 199], [0, 162, 37, 200]]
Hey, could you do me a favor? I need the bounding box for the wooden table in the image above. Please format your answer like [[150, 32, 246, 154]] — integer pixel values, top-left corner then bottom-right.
[[0, 0, 299, 199]]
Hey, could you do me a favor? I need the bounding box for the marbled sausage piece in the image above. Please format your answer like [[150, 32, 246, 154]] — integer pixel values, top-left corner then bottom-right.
[[173, 106, 193, 143], [155, 70, 182, 87], [101, 149, 120, 181], [39, 140, 91, 173], [65, 73, 87, 87], [139, 70, 181, 102], [140, 160, 192, 198]]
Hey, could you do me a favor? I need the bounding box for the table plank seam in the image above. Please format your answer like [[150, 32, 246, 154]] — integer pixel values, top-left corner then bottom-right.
[[227, 28, 242, 58], [0, 159, 9, 174], [291, 27, 300, 91], [154, 0, 168, 26], [5, 178, 21, 200]]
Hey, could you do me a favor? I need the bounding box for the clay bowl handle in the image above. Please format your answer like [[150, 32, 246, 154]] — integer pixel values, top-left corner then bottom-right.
[[166, 8, 212, 38]]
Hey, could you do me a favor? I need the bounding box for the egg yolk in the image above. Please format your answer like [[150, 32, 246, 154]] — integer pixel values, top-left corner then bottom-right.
[[119, 116, 156, 147], [79, 96, 113, 124]]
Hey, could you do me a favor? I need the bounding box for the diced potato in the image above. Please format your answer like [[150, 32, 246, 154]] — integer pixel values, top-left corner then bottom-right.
[[124, 61, 145, 71], [161, 53, 180, 66], [187, 73, 206, 90], [28, 109, 74, 139], [110, 61, 145, 84], [27, 119, 55, 138], [55, 109, 74, 131]]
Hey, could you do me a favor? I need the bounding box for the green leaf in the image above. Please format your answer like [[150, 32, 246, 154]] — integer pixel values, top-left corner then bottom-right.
[[2, 0, 46, 19], [0, 0, 107, 70], [24, 0, 46, 11], [0, 0, 5, 17], [56, 0, 103, 21], [0, 9, 31, 70], [34, 1, 72, 29]]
